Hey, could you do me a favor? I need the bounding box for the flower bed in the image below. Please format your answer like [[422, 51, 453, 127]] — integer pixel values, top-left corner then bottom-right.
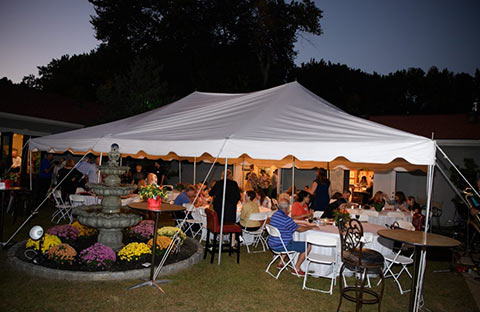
[[19, 221, 194, 272]]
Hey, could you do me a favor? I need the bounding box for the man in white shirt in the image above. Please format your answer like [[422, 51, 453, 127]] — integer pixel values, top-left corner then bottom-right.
[[10, 148, 21, 172], [76, 156, 100, 184]]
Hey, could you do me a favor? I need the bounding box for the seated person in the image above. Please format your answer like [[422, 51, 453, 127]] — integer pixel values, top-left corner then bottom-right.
[[278, 192, 291, 203], [324, 192, 345, 218], [368, 191, 386, 212], [268, 199, 316, 276], [239, 190, 261, 231], [291, 190, 311, 220], [133, 179, 146, 194], [172, 185, 197, 234], [407, 196, 421, 213], [146, 173, 158, 185], [383, 191, 408, 212], [256, 189, 272, 209]]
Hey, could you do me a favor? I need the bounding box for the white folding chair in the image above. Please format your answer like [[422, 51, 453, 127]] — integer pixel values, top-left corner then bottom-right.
[[265, 224, 299, 279], [302, 234, 337, 294], [242, 212, 268, 253], [378, 224, 414, 294], [185, 207, 207, 240], [313, 211, 324, 219], [51, 190, 73, 223]]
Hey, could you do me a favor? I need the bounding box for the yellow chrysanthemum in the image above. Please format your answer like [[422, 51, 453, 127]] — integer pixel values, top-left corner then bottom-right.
[[71, 221, 97, 236], [157, 226, 186, 244], [26, 233, 61, 254], [118, 242, 151, 262]]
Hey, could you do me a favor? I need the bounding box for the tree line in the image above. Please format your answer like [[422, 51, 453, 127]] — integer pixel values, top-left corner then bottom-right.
[[10, 0, 480, 123]]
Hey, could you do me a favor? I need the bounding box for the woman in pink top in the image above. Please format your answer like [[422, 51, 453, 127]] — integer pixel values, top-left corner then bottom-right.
[[291, 190, 311, 220]]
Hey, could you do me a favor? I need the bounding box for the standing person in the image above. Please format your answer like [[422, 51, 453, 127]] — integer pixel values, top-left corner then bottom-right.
[[310, 168, 331, 213], [271, 169, 279, 199], [259, 169, 271, 197], [77, 155, 100, 185], [151, 161, 166, 186], [57, 159, 83, 202], [209, 169, 241, 224], [131, 164, 146, 185], [38, 153, 54, 202]]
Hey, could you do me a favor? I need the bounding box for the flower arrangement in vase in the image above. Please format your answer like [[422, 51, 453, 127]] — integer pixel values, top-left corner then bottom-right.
[[138, 184, 168, 209], [333, 208, 351, 226]]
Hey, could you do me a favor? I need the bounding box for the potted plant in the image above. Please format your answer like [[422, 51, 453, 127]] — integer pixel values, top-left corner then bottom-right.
[[138, 184, 168, 209]]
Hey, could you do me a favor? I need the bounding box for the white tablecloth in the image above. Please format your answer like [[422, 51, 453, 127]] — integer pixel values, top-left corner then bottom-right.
[[293, 223, 393, 277], [346, 208, 412, 227]]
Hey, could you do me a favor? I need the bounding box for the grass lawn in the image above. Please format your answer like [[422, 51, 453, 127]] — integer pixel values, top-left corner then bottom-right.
[[0, 202, 478, 312]]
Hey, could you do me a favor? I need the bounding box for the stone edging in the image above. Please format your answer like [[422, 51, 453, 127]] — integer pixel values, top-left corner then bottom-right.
[[7, 237, 203, 281]]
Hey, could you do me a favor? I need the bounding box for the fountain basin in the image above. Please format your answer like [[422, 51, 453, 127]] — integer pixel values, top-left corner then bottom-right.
[[73, 205, 142, 251]]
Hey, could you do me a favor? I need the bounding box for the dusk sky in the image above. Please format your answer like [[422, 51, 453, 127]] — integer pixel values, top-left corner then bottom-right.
[[1, 0, 479, 83]]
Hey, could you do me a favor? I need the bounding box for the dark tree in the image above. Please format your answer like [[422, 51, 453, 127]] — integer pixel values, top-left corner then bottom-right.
[[89, 0, 323, 93]]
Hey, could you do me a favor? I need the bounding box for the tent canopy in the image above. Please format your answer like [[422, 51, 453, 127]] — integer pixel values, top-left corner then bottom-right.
[[30, 82, 435, 166]]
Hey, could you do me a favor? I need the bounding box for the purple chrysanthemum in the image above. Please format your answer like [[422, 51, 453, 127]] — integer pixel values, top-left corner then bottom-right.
[[46, 224, 79, 241], [79, 243, 116, 270]]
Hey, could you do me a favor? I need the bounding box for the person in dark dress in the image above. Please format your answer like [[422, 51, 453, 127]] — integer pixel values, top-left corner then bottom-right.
[[209, 169, 241, 224], [57, 159, 83, 202], [310, 168, 331, 212]]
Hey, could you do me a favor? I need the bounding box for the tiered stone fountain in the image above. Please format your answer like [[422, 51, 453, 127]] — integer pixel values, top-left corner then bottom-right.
[[73, 144, 142, 251]]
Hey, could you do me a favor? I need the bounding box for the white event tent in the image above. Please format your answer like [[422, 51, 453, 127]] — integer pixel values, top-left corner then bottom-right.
[[30, 81, 435, 166], [30, 81, 437, 310]]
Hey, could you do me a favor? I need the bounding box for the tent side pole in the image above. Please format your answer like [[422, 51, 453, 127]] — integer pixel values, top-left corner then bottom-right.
[[179, 161, 182, 184], [242, 159, 245, 190], [193, 157, 197, 185], [218, 156, 228, 265], [29, 148, 32, 191], [98, 152, 103, 183], [291, 157, 295, 206]]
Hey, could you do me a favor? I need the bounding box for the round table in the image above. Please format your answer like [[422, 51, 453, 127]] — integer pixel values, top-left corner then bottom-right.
[[127, 201, 185, 292], [378, 229, 460, 312]]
